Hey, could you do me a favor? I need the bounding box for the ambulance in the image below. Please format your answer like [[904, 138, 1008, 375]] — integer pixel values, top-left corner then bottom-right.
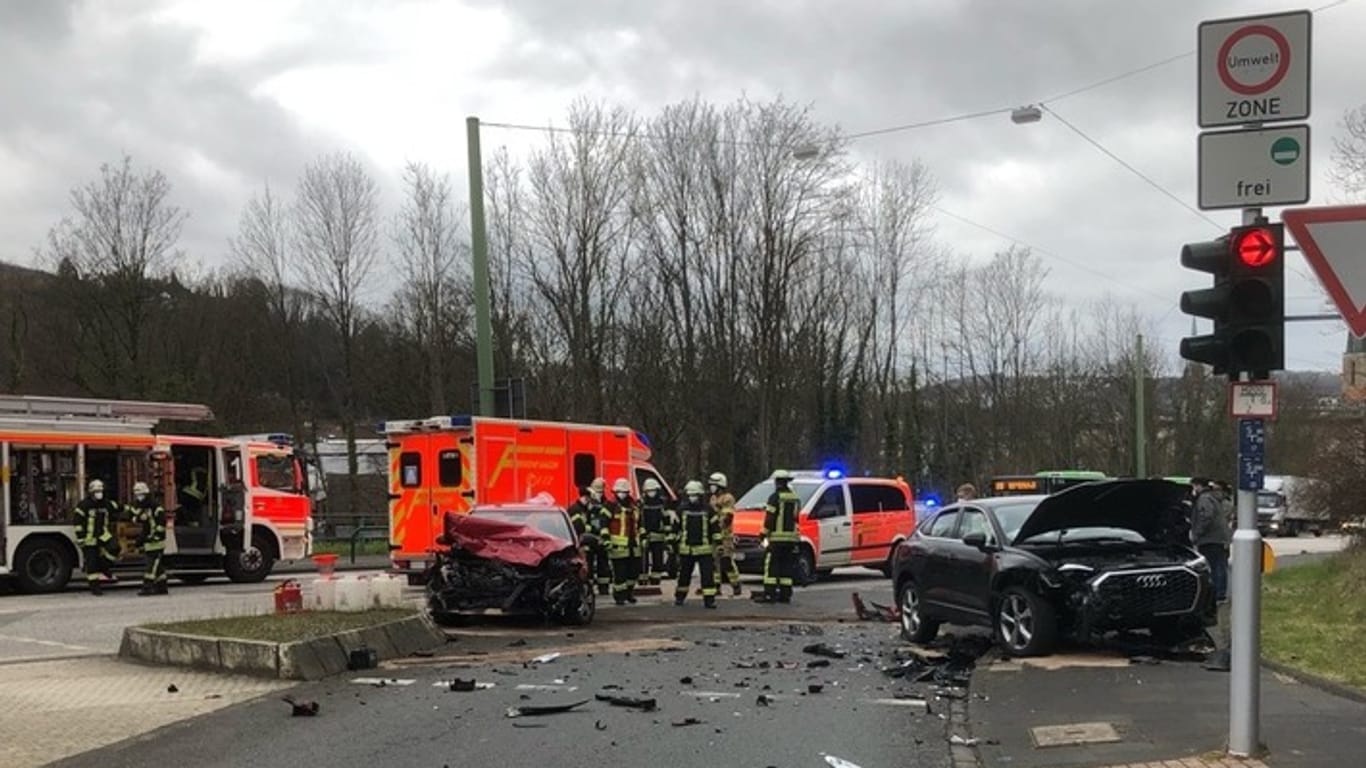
[[0, 395, 312, 593], [730, 469, 915, 585], [381, 415, 671, 579]]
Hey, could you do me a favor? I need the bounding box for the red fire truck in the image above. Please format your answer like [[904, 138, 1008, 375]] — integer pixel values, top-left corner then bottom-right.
[[382, 415, 671, 579], [0, 395, 312, 593]]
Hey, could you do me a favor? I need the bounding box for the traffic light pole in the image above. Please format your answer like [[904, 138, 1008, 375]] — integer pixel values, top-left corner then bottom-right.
[[1228, 206, 1264, 758]]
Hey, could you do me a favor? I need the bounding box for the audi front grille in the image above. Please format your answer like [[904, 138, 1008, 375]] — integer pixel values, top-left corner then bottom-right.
[[1090, 567, 1201, 618]]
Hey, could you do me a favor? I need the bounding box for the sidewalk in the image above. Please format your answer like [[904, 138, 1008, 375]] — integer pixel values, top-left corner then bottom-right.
[[967, 651, 1366, 768]]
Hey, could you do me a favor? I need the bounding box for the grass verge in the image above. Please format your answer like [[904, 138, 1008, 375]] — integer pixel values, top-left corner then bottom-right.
[[1262, 547, 1366, 691], [144, 608, 417, 643], [311, 539, 392, 557]]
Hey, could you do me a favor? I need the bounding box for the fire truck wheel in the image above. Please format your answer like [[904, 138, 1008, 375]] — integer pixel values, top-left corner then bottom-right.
[[14, 537, 74, 594], [225, 531, 276, 584]]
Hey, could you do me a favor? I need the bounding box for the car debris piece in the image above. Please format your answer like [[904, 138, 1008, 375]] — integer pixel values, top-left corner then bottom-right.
[[595, 720, 608, 731], [733, 661, 757, 669], [679, 676, 694, 684], [512, 722, 547, 729], [851, 592, 899, 622], [282, 694, 319, 717], [824, 756, 864, 768], [807, 659, 831, 669], [166, 684, 179, 694], [671, 717, 704, 727], [508, 638, 528, 647], [594, 693, 658, 711], [447, 678, 495, 692], [807, 684, 824, 694], [756, 694, 775, 706], [504, 699, 590, 718], [949, 735, 978, 746], [532, 652, 562, 664], [786, 624, 824, 636], [802, 643, 847, 659]]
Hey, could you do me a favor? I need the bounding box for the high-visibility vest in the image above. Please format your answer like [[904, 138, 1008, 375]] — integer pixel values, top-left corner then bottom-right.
[[605, 499, 639, 554], [678, 502, 719, 556], [133, 500, 168, 552], [73, 497, 118, 546], [763, 489, 801, 542]]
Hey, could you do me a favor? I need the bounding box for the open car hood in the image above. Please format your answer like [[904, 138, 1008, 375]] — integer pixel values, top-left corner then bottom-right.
[[1012, 479, 1189, 544], [443, 512, 576, 568]]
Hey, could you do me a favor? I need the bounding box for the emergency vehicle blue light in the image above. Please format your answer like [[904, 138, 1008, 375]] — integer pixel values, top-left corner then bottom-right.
[[824, 467, 844, 480], [635, 431, 652, 449], [449, 415, 473, 427]]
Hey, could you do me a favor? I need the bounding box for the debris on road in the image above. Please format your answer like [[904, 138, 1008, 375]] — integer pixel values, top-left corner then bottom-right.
[[852, 592, 898, 622], [786, 624, 824, 636], [508, 638, 528, 647], [282, 694, 320, 717], [807, 684, 824, 694], [679, 676, 694, 685], [411, 649, 434, 658], [802, 643, 848, 659], [594, 693, 658, 711], [824, 756, 865, 768], [595, 720, 608, 731], [446, 678, 495, 692], [671, 717, 704, 727], [512, 722, 547, 729], [504, 699, 590, 718], [531, 652, 562, 664], [756, 694, 775, 706], [949, 734, 978, 746], [807, 659, 831, 669], [166, 684, 179, 694]]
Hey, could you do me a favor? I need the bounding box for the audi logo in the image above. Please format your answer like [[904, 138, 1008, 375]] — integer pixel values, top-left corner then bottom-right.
[[1135, 574, 1168, 589]]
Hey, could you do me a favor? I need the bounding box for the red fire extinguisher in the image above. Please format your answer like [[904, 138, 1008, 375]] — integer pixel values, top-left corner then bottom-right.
[[274, 579, 303, 614]]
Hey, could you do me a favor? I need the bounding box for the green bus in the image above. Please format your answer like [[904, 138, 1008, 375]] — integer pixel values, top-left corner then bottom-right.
[[989, 470, 1110, 497]]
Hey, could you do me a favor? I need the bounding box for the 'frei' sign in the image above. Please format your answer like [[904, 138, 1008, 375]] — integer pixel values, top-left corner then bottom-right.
[[1198, 10, 1311, 128]]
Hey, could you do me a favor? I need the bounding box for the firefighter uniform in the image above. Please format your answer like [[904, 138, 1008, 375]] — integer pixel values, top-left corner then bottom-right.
[[73, 480, 120, 595], [674, 480, 720, 608], [605, 479, 641, 604], [568, 488, 611, 596], [639, 479, 676, 585], [708, 473, 742, 597], [587, 479, 612, 595], [130, 482, 168, 595], [757, 470, 801, 604]]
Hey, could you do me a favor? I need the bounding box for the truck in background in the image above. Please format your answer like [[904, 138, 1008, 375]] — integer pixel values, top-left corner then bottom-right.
[[1257, 475, 1326, 537], [382, 415, 672, 580]]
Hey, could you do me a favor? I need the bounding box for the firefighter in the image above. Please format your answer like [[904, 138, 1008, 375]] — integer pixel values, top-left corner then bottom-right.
[[639, 478, 676, 586], [130, 482, 169, 596], [587, 477, 612, 596], [674, 480, 720, 609], [605, 478, 642, 605], [754, 469, 801, 604], [73, 479, 120, 595], [709, 472, 743, 597]]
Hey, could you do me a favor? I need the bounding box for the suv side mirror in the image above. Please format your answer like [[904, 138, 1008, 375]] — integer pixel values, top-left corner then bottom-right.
[[963, 531, 990, 550]]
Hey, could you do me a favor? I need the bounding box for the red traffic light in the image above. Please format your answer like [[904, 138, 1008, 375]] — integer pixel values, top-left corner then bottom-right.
[[1235, 227, 1278, 268]]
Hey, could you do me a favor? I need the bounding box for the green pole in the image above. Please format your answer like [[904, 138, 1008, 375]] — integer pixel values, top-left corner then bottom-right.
[[1135, 333, 1147, 477], [467, 116, 495, 417]]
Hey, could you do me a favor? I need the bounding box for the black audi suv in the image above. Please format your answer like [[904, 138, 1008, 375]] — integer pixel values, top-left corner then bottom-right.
[[891, 479, 1214, 656]]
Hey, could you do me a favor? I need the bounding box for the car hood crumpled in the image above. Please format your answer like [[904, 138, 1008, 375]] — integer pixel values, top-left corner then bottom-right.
[[443, 512, 576, 568], [1011, 479, 1190, 545]]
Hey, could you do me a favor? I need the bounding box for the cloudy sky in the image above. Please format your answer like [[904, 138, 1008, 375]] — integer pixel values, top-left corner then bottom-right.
[[2, 0, 1363, 372]]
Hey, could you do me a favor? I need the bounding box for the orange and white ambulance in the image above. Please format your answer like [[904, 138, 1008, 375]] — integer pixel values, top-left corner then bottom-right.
[[0, 395, 312, 593], [382, 415, 672, 578], [730, 469, 915, 585]]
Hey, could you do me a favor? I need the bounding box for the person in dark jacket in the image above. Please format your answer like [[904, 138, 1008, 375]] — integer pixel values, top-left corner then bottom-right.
[[73, 479, 121, 595], [1191, 477, 1231, 670], [130, 482, 169, 595]]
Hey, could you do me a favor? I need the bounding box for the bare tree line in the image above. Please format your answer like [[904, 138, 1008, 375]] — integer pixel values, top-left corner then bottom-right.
[[8, 94, 1355, 514]]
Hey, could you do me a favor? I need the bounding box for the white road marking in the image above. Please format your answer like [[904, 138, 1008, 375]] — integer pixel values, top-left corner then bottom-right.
[[0, 634, 95, 653], [349, 677, 415, 686]]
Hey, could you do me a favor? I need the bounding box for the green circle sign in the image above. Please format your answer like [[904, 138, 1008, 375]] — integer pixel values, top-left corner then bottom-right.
[[1270, 137, 1301, 166]]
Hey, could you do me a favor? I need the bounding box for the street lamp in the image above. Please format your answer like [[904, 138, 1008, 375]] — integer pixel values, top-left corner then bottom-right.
[[1010, 105, 1043, 124]]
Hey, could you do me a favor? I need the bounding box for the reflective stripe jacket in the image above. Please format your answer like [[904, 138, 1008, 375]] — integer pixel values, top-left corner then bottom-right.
[[131, 498, 167, 552], [763, 489, 801, 543], [677, 498, 720, 556], [603, 496, 640, 556], [711, 491, 737, 535], [73, 497, 120, 547], [640, 495, 677, 542]]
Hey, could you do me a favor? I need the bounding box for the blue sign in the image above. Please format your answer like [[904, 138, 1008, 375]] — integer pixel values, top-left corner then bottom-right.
[[1239, 455, 1265, 491], [1238, 418, 1266, 491]]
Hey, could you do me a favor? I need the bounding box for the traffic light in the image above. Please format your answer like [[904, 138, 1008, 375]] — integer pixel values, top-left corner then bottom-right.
[[1177, 222, 1285, 379], [1179, 233, 1235, 374], [1226, 222, 1284, 378]]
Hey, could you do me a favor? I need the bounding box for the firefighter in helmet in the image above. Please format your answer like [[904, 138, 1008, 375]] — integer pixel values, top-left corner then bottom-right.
[[586, 477, 612, 596], [604, 478, 642, 604], [639, 478, 676, 586], [73, 479, 120, 595], [708, 472, 743, 597], [130, 481, 169, 595], [674, 480, 721, 608], [754, 469, 800, 604]]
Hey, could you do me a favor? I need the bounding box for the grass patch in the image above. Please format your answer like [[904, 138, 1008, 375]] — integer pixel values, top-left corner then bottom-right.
[[311, 539, 392, 557], [144, 608, 417, 643], [1262, 547, 1366, 691]]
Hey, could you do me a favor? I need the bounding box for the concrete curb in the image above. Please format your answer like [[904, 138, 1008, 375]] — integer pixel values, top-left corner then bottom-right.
[[1261, 657, 1366, 705], [119, 613, 446, 681]]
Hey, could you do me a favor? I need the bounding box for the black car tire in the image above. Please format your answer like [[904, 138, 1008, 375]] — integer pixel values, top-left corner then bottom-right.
[[558, 584, 595, 626], [795, 545, 818, 586], [995, 586, 1057, 657], [897, 579, 939, 644]]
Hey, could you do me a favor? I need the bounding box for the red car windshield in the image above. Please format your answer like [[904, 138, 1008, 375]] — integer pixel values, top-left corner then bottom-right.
[[471, 509, 574, 543]]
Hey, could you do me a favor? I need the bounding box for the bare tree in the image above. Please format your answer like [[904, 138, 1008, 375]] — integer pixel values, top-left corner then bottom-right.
[[230, 184, 308, 439], [293, 152, 382, 516], [392, 162, 468, 414], [1331, 106, 1366, 200], [40, 155, 187, 397]]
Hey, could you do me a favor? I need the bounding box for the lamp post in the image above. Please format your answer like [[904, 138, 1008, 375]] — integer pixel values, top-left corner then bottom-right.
[[467, 116, 495, 417]]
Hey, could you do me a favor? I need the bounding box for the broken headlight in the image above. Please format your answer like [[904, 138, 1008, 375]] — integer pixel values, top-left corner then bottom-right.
[[1041, 562, 1096, 589]]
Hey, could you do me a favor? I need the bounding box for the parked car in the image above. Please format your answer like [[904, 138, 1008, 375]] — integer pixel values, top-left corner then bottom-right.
[[891, 479, 1214, 656], [731, 469, 915, 584], [425, 501, 594, 626]]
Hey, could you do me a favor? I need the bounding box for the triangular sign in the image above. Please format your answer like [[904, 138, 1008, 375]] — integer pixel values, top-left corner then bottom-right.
[[1282, 205, 1366, 338]]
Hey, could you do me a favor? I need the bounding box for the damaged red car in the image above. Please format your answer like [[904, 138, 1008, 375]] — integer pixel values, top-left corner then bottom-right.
[[425, 503, 595, 626]]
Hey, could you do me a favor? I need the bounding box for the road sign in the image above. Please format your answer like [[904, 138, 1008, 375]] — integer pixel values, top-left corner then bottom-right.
[[1282, 205, 1366, 337], [1199, 10, 1311, 128], [1198, 124, 1309, 210], [1230, 381, 1276, 418], [1238, 417, 1266, 491]]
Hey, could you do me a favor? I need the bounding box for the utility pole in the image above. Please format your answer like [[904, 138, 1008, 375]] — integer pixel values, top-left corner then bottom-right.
[[1134, 333, 1147, 477], [466, 116, 495, 417]]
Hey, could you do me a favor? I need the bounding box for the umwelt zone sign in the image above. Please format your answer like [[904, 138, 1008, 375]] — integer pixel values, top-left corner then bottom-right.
[[1198, 10, 1311, 128]]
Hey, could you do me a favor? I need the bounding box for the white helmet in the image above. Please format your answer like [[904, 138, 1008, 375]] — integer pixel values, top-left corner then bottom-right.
[[133, 481, 150, 497], [589, 477, 605, 500], [772, 469, 793, 482], [87, 479, 104, 494], [612, 478, 630, 494], [684, 480, 704, 497], [642, 478, 661, 493], [707, 472, 727, 488]]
